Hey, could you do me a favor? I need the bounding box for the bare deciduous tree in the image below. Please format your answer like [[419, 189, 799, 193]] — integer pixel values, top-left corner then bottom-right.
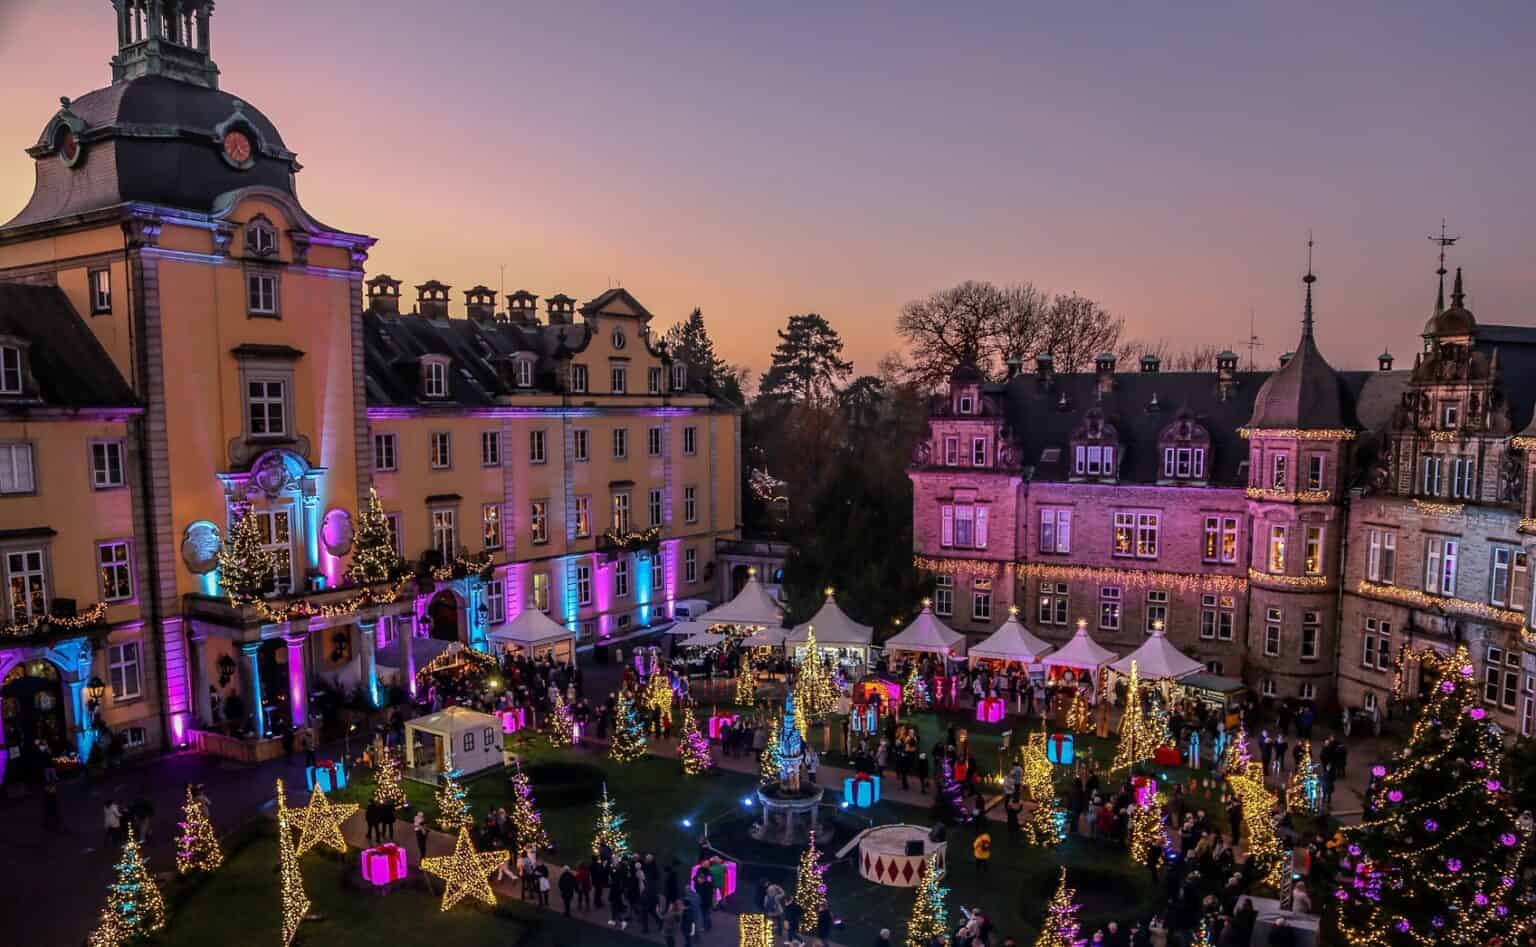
[[1036, 292, 1125, 374]]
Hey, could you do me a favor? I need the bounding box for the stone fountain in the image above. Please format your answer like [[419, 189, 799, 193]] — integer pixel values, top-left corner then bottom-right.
[[752, 684, 825, 845]]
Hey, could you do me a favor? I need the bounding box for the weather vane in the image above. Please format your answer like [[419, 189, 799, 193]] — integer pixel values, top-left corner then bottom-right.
[[1429, 219, 1459, 275]]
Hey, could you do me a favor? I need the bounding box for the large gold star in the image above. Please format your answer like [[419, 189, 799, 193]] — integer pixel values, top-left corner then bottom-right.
[[291, 786, 358, 856], [421, 827, 507, 911]]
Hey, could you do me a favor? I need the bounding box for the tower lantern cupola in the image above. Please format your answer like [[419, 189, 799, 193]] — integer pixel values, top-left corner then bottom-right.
[[112, 0, 221, 89]]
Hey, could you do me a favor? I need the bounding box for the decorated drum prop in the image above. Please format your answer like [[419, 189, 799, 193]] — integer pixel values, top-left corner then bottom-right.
[[856, 824, 947, 888]]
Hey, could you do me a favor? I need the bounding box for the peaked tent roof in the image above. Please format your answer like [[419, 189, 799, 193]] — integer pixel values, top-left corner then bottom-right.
[[487, 608, 577, 647], [885, 606, 967, 657], [787, 593, 874, 647], [678, 631, 728, 648], [698, 574, 785, 627], [739, 627, 788, 648], [1109, 626, 1204, 681], [1040, 624, 1119, 671], [969, 612, 1055, 664]]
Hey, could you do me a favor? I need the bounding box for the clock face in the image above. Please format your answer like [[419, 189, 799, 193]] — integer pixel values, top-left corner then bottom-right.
[[223, 130, 252, 164]]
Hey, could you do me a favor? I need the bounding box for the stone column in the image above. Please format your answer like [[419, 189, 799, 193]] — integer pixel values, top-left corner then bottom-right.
[[187, 628, 209, 728], [285, 625, 311, 729], [67, 677, 94, 762], [238, 641, 266, 736], [396, 613, 418, 697], [357, 618, 380, 709]]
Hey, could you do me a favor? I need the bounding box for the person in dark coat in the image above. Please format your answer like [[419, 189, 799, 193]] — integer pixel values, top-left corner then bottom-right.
[[558, 867, 577, 917], [591, 857, 610, 908], [693, 867, 716, 929], [815, 906, 833, 947], [608, 876, 628, 929]]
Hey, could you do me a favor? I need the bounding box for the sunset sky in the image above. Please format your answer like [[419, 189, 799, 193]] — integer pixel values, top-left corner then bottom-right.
[[2, 1, 1533, 379]]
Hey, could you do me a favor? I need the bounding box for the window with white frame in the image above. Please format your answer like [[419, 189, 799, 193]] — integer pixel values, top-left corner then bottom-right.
[[1200, 594, 1235, 640], [1145, 590, 1168, 633], [933, 576, 954, 617], [1038, 582, 1069, 625], [424, 360, 449, 398], [482, 504, 502, 549], [475, 579, 502, 625], [1203, 516, 1239, 563], [1303, 525, 1325, 575], [672, 363, 687, 391], [570, 364, 588, 393], [1300, 610, 1320, 660], [573, 496, 591, 537], [1440, 401, 1460, 428], [612, 428, 628, 459], [958, 394, 974, 415], [941, 504, 987, 550], [1299, 682, 1315, 701], [90, 268, 112, 313], [684, 547, 698, 584], [430, 508, 456, 557], [1205, 661, 1224, 675], [1306, 454, 1325, 490], [108, 641, 142, 702], [1260, 678, 1277, 697], [1367, 529, 1397, 584], [611, 492, 631, 532], [648, 366, 662, 394], [91, 441, 125, 489], [246, 379, 286, 437], [98, 541, 133, 601], [651, 554, 664, 591], [1270, 452, 1288, 490], [1113, 512, 1135, 557], [373, 433, 397, 472], [615, 559, 630, 598], [1267, 524, 1287, 573], [1163, 446, 1205, 479], [1425, 537, 1458, 596], [530, 572, 550, 612], [1523, 693, 1534, 739], [0, 346, 22, 394], [385, 513, 402, 557], [648, 427, 662, 457], [249, 509, 294, 594], [683, 426, 698, 455], [1264, 607, 1282, 656], [575, 562, 593, 605], [247, 272, 278, 315], [610, 363, 627, 394], [529, 429, 546, 463], [430, 431, 451, 469], [1075, 444, 1115, 477], [1421, 455, 1444, 496], [481, 431, 501, 467], [573, 429, 590, 462], [971, 437, 988, 466], [529, 500, 548, 544], [1484, 646, 1519, 710], [1453, 456, 1476, 499], [1098, 586, 1122, 631], [943, 436, 960, 466], [1112, 512, 1159, 559], [515, 359, 533, 388], [1039, 509, 1071, 554], [0, 443, 34, 495], [1363, 691, 1377, 712], [648, 488, 663, 527], [683, 485, 698, 524], [972, 579, 992, 622], [1489, 549, 1530, 611], [1363, 617, 1391, 671]]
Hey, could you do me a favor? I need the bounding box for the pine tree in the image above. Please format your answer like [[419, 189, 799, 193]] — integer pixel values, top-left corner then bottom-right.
[[734, 651, 756, 705], [760, 713, 782, 783], [795, 829, 828, 917], [348, 486, 403, 585], [795, 627, 841, 720], [436, 770, 472, 833], [508, 763, 551, 853], [591, 783, 631, 858], [1020, 732, 1065, 846], [1226, 759, 1281, 887], [901, 664, 927, 714], [1065, 691, 1091, 734], [1033, 868, 1086, 947], [97, 825, 166, 941], [1111, 661, 1154, 773], [1287, 739, 1321, 816], [609, 690, 648, 763], [218, 507, 275, 602], [904, 853, 948, 947], [642, 668, 674, 717], [758, 313, 853, 408], [549, 692, 576, 747], [1335, 646, 1534, 946], [372, 748, 408, 808], [1127, 781, 1166, 865], [933, 754, 968, 824], [662, 307, 742, 403], [679, 705, 713, 775], [175, 785, 223, 875], [276, 781, 309, 947]]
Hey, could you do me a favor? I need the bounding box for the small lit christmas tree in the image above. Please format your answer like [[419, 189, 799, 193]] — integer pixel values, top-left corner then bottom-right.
[[1111, 662, 1155, 773], [901, 664, 928, 714], [760, 713, 782, 783], [347, 486, 403, 584], [85, 906, 128, 947], [436, 770, 472, 833], [1127, 781, 1167, 865], [933, 754, 969, 824], [1033, 868, 1086, 947], [1065, 690, 1091, 733], [678, 705, 713, 775], [795, 829, 828, 917], [733, 651, 756, 705], [795, 627, 841, 720], [1223, 722, 1252, 772], [1286, 739, 1321, 815], [1020, 732, 1065, 846], [1226, 760, 1281, 887], [508, 763, 551, 853], [372, 748, 408, 808], [609, 689, 648, 763], [1335, 646, 1533, 946], [218, 506, 275, 602], [904, 853, 948, 947], [591, 783, 631, 858], [96, 825, 166, 941], [276, 781, 309, 947], [549, 692, 576, 747], [642, 668, 674, 717], [175, 785, 223, 875]]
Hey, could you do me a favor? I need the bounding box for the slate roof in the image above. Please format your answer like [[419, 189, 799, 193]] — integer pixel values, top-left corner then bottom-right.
[[362, 310, 578, 408], [1248, 333, 1355, 430], [1475, 325, 1536, 435], [0, 282, 137, 409]]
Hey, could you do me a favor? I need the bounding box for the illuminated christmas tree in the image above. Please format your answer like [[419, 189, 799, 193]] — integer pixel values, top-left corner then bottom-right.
[[795, 627, 841, 720], [1286, 740, 1321, 816], [1223, 722, 1252, 772], [1032, 868, 1086, 947], [1020, 732, 1065, 846], [933, 754, 968, 824], [347, 486, 404, 584], [609, 689, 648, 763], [1226, 760, 1281, 887], [642, 668, 675, 716], [1335, 646, 1533, 947], [904, 853, 948, 947], [175, 785, 223, 875], [508, 763, 551, 853], [1110, 662, 1155, 773], [591, 783, 631, 858], [372, 748, 408, 808], [901, 664, 928, 714], [760, 713, 782, 783], [1065, 691, 1091, 734], [96, 825, 166, 941], [679, 705, 713, 775], [276, 781, 309, 947], [794, 829, 828, 917], [1127, 781, 1167, 865], [549, 692, 576, 747], [218, 506, 275, 602], [436, 770, 472, 833], [734, 651, 756, 705], [85, 906, 128, 947]]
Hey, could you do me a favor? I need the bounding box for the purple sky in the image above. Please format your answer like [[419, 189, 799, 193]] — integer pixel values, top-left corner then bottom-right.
[[3, 0, 1533, 377]]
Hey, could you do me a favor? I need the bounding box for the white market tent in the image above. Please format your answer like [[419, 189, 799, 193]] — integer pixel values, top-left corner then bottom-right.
[[739, 626, 788, 648], [1041, 623, 1119, 679], [968, 610, 1055, 667], [1109, 625, 1204, 681], [664, 620, 712, 638], [697, 572, 785, 628], [787, 592, 875, 664], [885, 605, 967, 660], [403, 706, 504, 782], [487, 608, 578, 663], [678, 631, 728, 649]]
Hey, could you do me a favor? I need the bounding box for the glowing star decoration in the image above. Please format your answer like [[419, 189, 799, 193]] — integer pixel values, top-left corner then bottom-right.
[[421, 827, 507, 911], [904, 853, 949, 947], [275, 782, 309, 947], [1032, 868, 1087, 947], [292, 785, 359, 856], [175, 785, 223, 875], [591, 783, 631, 858]]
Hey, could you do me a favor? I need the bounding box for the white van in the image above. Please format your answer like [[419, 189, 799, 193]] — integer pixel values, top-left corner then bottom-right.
[[672, 599, 712, 621]]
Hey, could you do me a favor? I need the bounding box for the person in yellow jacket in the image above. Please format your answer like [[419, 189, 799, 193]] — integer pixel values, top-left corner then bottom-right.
[[972, 828, 992, 874]]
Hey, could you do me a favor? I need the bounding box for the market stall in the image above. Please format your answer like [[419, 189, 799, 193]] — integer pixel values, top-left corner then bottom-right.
[[487, 608, 578, 663], [403, 706, 504, 782], [786, 590, 874, 670], [1039, 621, 1118, 689], [884, 603, 967, 665], [696, 569, 785, 633], [967, 608, 1055, 670], [1108, 624, 1204, 682]]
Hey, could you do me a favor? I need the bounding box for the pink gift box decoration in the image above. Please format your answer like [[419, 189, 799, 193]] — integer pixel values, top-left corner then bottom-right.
[[975, 697, 1006, 724], [707, 713, 739, 740], [500, 708, 528, 734], [361, 843, 409, 886], [306, 758, 347, 792], [1046, 733, 1074, 765], [692, 858, 737, 903], [843, 771, 881, 808]]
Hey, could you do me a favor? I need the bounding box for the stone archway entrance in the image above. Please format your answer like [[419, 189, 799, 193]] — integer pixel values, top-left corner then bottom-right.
[[428, 591, 461, 642], [2, 660, 67, 768]]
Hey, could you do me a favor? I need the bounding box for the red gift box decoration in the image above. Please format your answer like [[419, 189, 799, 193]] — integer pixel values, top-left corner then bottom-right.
[[361, 843, 409, 886], [1153, 746, 1181, 767]]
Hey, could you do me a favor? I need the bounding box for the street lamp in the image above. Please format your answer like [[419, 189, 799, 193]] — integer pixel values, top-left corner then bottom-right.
[[86, 675, 106, 713]]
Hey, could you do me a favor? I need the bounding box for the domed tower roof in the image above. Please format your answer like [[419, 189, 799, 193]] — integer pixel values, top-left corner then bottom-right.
[[1247, 257, 1352, 431], [1422, 267, 1477, 338], [3, 1, 301, 232]]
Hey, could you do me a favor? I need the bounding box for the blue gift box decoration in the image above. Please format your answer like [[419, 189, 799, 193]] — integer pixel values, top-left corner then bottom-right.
[[306, 759, 348, 792], [1046, 733, 1074, 766], [843, 773, 881, 808]]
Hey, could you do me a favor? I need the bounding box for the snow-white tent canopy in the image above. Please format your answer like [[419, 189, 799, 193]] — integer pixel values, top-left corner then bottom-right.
[[697, 572, 784, 628], [487, 608, 577, 662], [968, 610, 1055, 666], [1109, 625, 1204, 681], [885, 605, 967, 659], [1040, 624, 1119, 675], [787, 591, 874, 663]]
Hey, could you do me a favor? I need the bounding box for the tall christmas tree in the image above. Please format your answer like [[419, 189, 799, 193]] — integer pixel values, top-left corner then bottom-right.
[[795, 627, 841, 720], [1226, 759, 1281, 887], [549, 692, 576, 747], [1127, 780, 1167, 865], [96, 826, 167, 941], [933, 754, 969, 824], [372, 748, 408, 807], [609, 689, 648, 762], [678, 705, 713, 775], [642, 668, 675, 717], [904, 853, 948, 947], [1335, 646, 1533, 947], [218, 507, 275, 602], [795, 829, 828, 917], [1287, 740, 1321, 815], [175, 785, 223, 875], [347, 486, 403, 584], [1111, 662, 1155, 773], [1033, 868, 1086, 947], [591, 783, 631, 858], [85, 906, 128, 947], [760, 712, 782, 783], [1020, 732, 1065, 846], [1065, 690, 1091, 734], [508, 763, 551, 853], [276, 781, 309, 947], [734, 651, 756, 705], [436, 770, 472, 833]]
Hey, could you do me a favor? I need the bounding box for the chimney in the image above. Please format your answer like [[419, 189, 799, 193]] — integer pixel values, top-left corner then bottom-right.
[[1094, 352, 1116, 395], [1035, 352, 1054, 389], [546, 293, 576, 326], [1378, 349, 1395, 372], [365, 274, 402, 315], [1216, 350, 1239, 400], [1140, 354, 1160, 373], [1004, 358, 1022, 380], [415, 280, 451, 319], [464, 285, 497, 323], [506, 290, 539, 326]]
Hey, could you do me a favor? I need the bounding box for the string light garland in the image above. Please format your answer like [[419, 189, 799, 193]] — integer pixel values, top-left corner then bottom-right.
[[1021, 732, 1066, 846], [609, 689, 648, 762], [1245, 486, 1334, 504], [1017, 561, 1247, 595], [1239, 427, 1356, 441], [1287, 740, 1321, 815], [245, 576, 414, 623], [794, 829, 829, 917], [372, 749, 409, 808], [904, 853, 949, 947], [275, 781, 309, 947], [0, 601, 107, 639], [435, 771, 472, 834], [94, 825, 167, 942], [1032, 868, 1086, 947], [415, 642, 499, 684], [421, 826, 507, 911], [760, 713, 782, 783], [794, 627, 841, 720], [1248, 569, 1330, 591], [1411, 499, 1465, 517], [591, 783, 631, 858], [739, 914, 775, 947], [1357, 580, 1525, 628], [175, 785, 223, 875], [912, 554, 1002, 578], [599, 525, 663, 552], [679, 705, 713, 775], [508, 762, 551, 853], [548, 692, 576, 747], [292, 785, 357, 856], [1511, 436, 1536, 451], [1518, 517, 1536, 535], [1426, 430, 1461, 443], [430, 549, 495, 582]]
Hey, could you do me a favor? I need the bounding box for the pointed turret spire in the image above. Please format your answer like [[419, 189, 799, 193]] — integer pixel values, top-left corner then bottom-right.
[[1451, 267, 1466, 309], [1301, 236, 1317, 341], [1429, 220, 1458, 317], [1434, 263, 1447, 316]]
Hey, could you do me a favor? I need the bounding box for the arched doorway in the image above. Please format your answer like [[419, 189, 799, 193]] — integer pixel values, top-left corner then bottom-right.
[[428, 591, 461, 642], [3, 660, 67, 763]]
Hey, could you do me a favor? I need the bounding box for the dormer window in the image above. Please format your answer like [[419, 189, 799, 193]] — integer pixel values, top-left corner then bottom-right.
[[1162, 447, 1205, 480], [423, 358, 449, 398], [672, 363, 687, 391], [0, 346, 22, 395], [1075, 444, 1115, 476], [958, 394, 975, 415], [1439, 401, 1460, 428], [1156, 412, 1211, 484], [515, 358, 533, 388], [245, 217, 277, 256]]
